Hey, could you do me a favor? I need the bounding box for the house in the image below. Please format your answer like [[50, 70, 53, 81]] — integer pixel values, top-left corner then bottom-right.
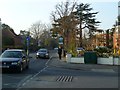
[[113, 25, 120, 54], [2, 24, 23, 50]]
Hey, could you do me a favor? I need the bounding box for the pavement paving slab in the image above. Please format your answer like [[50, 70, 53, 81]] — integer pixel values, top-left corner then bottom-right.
[[18, 55, 118, 89], [47, 56, 118, 72]]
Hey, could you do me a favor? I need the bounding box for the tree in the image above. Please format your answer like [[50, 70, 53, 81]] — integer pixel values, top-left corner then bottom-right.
[[40, 30, 58, 49], [51, 0, 78, 53], [19, 30, 30, 50], [29, 21, 55, 49], [75, 3, 100, 47], [51, 1, 100, 54], [29, 21, 47, 47], [117, 15, 120, 25]]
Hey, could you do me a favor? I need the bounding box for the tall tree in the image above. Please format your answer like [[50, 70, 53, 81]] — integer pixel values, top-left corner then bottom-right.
[[75, 3, 100, 47], [51, 0, 78, 52]]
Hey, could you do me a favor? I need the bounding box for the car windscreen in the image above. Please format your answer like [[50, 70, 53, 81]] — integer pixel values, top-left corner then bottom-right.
[[39, 49, 47, 52], [1, 51, 22, 58]]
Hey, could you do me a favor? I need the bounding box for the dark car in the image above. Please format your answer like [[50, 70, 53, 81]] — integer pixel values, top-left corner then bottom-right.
[[36, 49, 49, 59], [0, 49, 29, 72]]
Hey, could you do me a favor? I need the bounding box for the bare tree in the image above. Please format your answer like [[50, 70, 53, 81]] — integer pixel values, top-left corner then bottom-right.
[[51, 0, 77, 20], [29, 21, 47, 46]]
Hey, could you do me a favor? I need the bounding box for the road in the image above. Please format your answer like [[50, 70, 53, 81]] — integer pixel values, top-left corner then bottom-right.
[[1, 51, 51, 90], [18, 66, 118, 89], [1, 50, 119, 89]]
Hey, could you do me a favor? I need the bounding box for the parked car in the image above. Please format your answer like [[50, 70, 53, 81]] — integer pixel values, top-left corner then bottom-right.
[[36, 48, 49, 59], [54, 47, 58, 50], [76, 47, 85, 56], [0, 49, 29, 72]]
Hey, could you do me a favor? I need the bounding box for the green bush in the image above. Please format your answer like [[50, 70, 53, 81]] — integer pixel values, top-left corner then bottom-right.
[[94, 47, 111, 57]]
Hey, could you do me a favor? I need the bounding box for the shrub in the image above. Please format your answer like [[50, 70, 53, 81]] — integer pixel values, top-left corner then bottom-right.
[[94, 47, 111, 57]]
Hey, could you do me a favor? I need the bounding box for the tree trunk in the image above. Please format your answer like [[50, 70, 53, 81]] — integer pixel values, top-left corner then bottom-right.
[[79, 23, 82, 47]]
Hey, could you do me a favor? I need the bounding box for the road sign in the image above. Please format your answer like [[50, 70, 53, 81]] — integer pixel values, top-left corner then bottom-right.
[[59, 36, 63, 44], [26, 36, 30, 56], [26, 36, 30, 41]]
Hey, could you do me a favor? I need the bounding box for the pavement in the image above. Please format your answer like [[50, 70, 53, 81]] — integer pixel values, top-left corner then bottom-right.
[[18, 53, 118, 89], [29, 51, 118, 72], [47, 53, 118, 72]]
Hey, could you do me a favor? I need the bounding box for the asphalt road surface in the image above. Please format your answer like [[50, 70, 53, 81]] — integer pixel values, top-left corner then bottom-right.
[[1, 50, 119, 90], [18, 66, 118, 89], [1, 52, 51, 90]]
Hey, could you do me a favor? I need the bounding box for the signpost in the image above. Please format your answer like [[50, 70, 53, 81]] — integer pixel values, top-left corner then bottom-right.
[[59, 36, 63, 45], [0, 18, 2, 55], [0, 18, 2, 90], [26, 36, 30, 56]]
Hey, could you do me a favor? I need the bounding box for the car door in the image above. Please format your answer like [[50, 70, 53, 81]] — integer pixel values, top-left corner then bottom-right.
[[21, 51, 27, 68], [23, 51, 29, 67]]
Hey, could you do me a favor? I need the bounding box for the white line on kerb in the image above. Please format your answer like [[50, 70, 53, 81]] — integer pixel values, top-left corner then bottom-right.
[[17, 75, 31, 88], [45, 56, 52, 66], [22, 66, 48, 86], [17, 56, 53, 90]]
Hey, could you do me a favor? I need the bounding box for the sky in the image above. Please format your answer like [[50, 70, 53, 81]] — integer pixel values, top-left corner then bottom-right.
[[0, 0, 119, 34]]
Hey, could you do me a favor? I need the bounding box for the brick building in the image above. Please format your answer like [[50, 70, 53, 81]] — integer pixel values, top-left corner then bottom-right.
[[2, 24, 23, 50], [113, 25, 120, 54]]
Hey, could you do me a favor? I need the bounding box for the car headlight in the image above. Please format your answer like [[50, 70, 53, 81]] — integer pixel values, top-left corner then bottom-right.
[[11, 62, 18, 65], [37, 52, 39, 55], [46, 53, 48, 56], [11, 61, 20, 65]]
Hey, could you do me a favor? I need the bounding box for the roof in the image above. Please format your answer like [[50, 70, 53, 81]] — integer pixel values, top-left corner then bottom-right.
[[39, 48, 47, 50], [5, 49, 24, 52]]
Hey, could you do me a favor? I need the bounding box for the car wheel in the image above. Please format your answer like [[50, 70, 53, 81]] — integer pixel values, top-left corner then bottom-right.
[[26, 64, 29, 69], [18, 64, 23, 73], [47, 56, 50, 59]]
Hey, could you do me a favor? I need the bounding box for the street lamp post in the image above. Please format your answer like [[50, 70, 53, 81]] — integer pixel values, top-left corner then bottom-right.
[[0, 18, 2, 54], [26, 31, 30, 56]]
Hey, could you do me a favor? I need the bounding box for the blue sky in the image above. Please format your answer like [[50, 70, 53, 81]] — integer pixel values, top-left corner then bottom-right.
[[0, 0, 119, 34]]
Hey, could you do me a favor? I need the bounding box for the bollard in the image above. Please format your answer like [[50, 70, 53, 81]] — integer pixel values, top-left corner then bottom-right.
[[66, 54, 71, 63]]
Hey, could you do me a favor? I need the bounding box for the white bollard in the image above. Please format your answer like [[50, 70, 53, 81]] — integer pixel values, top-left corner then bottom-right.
[[66, 54, 71, 63]]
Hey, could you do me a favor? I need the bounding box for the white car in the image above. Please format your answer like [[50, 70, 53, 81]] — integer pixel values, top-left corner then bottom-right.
[[36, 48, 49, 59]]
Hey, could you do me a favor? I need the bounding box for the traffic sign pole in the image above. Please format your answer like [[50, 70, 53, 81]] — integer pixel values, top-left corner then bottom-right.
[[26, 36, 30, 56]]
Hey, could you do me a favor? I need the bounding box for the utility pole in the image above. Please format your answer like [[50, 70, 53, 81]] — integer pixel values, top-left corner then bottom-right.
[[0, 18, 2, 90], [26, 31, 30, 56], [0, 18, 2, 54]]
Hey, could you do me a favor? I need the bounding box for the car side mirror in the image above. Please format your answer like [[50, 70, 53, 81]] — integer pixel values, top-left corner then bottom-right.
[[22, 56, 26, 58], [29, 56, 32, 58]]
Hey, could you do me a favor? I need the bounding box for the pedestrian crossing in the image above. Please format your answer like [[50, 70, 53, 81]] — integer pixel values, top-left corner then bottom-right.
[[56, 76, 73, 82]]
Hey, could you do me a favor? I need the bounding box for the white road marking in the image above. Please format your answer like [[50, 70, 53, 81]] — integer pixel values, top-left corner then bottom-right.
[[17, 55, 53, 90], [17, 75, 32, 88], [45, 56, 52, 66], [17, 66, 49, 90], [91, 69, 115, 73]]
